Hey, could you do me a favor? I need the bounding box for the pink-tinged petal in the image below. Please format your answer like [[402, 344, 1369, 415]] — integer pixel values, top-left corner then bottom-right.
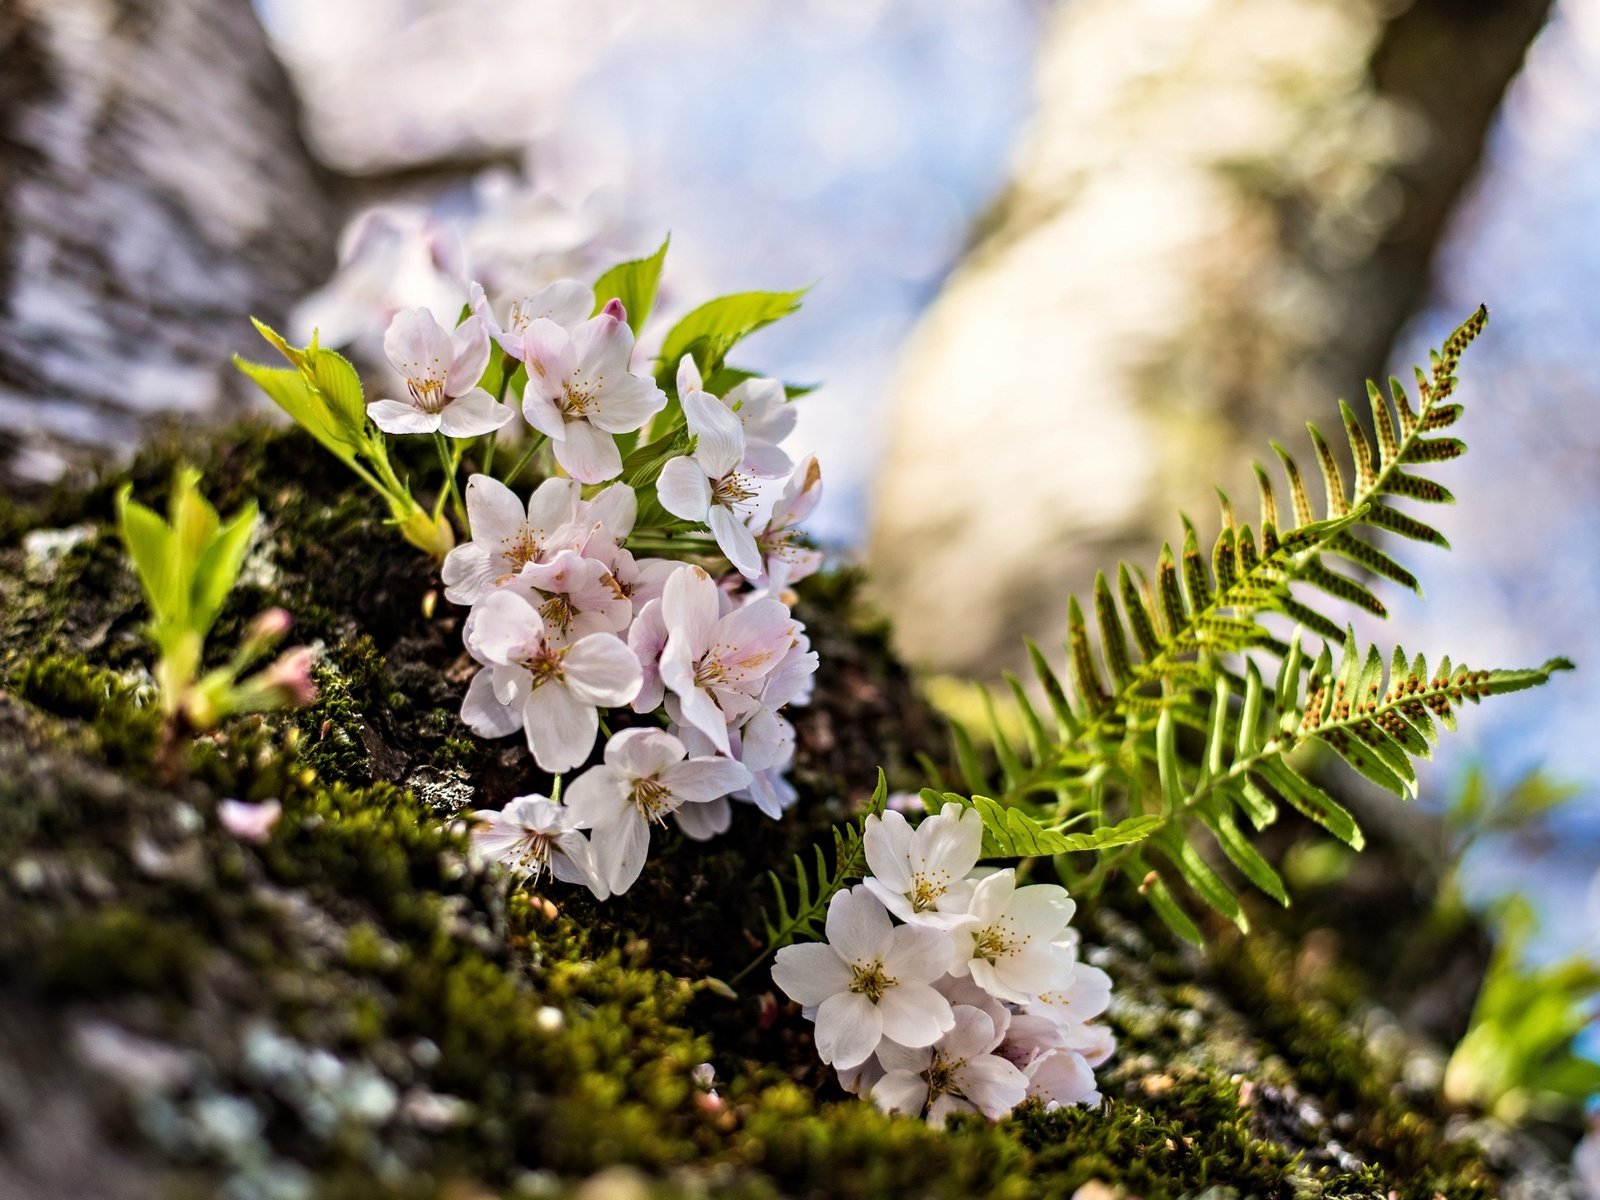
[[877, 983, 956, 1050], [995, 947, 1067, 1000], [940, 1005, 1000, 1059], [587, 481, 637, 541], [522, 681, 599, 773], [463, 473, 528, 548], [460, 667, 521, 738], [660, 757, 751, 802], [590, 372, 666, 434], [874, 1038, 933, 1076], [604, 727, 685, 778], [673, 796, 730, 840], [882, 924, 957, 986], [738, 708, 794, 774], [367, 399, 439, 435], [741, 441, 794, 478], [714, 598, 795, 682], [676, 354, 703, 397], [218, 798, 282, 844], [383, 307, 452, 381], [593, 810, 650, 895], [959, 1054, 1029, 1118], [708, 506, 763, 580], [655, 457, 712, 522], [520, 317, 577, 389], [871, 1070, 931, 1119], [562, 764, 633, 830], [1023, 1048, 1097, 1108], [664, 670, 729, 756], [838, 1056, 886, 1098], [521, 381, 567, 441], [466, 589, 543, 665], [446, 315, 492, 395], [526, 278, 595, 329], [864, 811, 916, 893], [729, 377, 797, 441], [572, 309, 635, 382], [441, 543, 495, 606], [438, 388, 513, 437], [550, 419, 621, 484], [814, 992, 884, 1069], [662, 566, 720, 660], [682, 390, 746, 478], [772, 455, 823, 529], [551, 830, 607, 898], [524, 478, 580, 539], [771, 942, 853, 1007], [563, 634, 642, 708], [825, 886, 894, 965], [912, 805, 985, 881]]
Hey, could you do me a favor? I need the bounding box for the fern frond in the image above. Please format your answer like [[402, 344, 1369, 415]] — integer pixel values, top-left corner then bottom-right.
[[748, 769, 890, 972]]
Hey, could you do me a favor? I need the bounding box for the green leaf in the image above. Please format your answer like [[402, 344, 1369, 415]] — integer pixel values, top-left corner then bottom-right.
[[189, 501, 259, 637], [116, 488, 175, 621], [1139, 864, 1205, 948], [305, 342, 368, 435], [234, 357, 359, 465], [926, 793, 1160, 857], [592, 236, 670, 334], [656, 288, 806, 383]]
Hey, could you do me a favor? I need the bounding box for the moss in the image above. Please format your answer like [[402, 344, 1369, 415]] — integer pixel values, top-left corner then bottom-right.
[[0, 423, 1518, 1199]]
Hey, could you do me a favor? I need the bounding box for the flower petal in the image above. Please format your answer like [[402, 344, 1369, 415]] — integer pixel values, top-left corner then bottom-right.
[[771, 942, 853, 1007], [871, 1070, 931, 1119], [466, 589, 542, 665], [673, 796, 730, 840], [876, 983, 956, 1050], [367, 399, 439, 435], [864, 811, 915, 893], [552, 420, 623, 484], [814, 992, 884, 1069], [562, 634, 643, 708], [590, 372, 667, 435], [460, 668, 520, 738], [656, 456, 711, 522], [912, 804, 985, 881], [661, 565, 719, 660], [446, 315, 492, 395], [660, 757, 751, 802], [383, 307, 451, 382], [683, 389, 746, 478], [563, 764, 633, 829], [523, 681, 598, 773], [825, 885, 893, 965], [604, 727, 685, 778], [592, 811, 651, 895], [708, 505, 764, 580], [438, 388, 513, 437]]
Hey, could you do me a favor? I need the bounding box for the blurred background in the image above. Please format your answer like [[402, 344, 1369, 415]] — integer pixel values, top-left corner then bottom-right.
[[2, 0, 1595, 1106]]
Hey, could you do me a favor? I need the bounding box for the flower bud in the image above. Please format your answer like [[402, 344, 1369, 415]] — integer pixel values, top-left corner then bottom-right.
[[261, 646, 318, 708], [601, 297, 626, 324], [248, 607, 294, 642], [398, 507, 456, 560]]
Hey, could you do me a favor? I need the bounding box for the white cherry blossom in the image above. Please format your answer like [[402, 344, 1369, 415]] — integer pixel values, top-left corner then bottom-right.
[[470, 278, 594, 358], [863, 806, 984, 930], [723, 376, 796, 477], [564, 728, 750, 895], [467, 794, 602, 897], [872, 1005, 1028, 1128], [655, 358, 763, 578], [753, 455, 825, 592], [949, 869, 1077, 1004], [658, 565, 797, 754], [510, 548, 632, 638], [521, 302, 667, 483], [771, 886, 955, 1070], [440, 475, 580, 606], [460, 589, 641, 773], [368, 308, 511, 437]]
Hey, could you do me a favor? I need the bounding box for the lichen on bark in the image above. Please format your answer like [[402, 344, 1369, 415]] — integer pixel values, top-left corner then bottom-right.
[[0, 425, 1532, 1199]]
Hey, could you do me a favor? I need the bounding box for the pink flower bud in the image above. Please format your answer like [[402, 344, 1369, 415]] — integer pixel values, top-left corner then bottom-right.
[[218, 798, 282, 844], [247, 607, 294, 643], [263, 646, 318, 707], [601, 297, 626, 324]]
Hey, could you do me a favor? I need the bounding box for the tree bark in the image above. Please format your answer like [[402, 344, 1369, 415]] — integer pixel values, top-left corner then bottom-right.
[[0, 0, 336, 488], [868, 0, 1552, 676]]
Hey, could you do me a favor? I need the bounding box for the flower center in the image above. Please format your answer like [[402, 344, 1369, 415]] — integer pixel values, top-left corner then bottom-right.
[[925, 1050, 961, 1097], [629, 776, 675, 823], [909, 869, 951, 912], [407, 376, 448, 414], [539, 594, 576, 636], [972, 922, 1019, 963], [559, 377, 596, 418], [848, 960, 894, 1003], [502, 529, 542, 573], [694, 655, 729, 688], [518, 640, 568, 686], [711, 472, 756, 509], [511, 830, 554, 880]]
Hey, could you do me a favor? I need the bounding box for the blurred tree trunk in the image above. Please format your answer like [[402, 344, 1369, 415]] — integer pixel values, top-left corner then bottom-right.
[[868, 0, 1552, 677], [0, 0, 335, 488]]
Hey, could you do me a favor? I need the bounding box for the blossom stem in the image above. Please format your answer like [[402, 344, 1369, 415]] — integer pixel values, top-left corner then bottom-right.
[[481, 431, 497, 479], [500, 433, 547, 488], [434, 432, 467, 531]]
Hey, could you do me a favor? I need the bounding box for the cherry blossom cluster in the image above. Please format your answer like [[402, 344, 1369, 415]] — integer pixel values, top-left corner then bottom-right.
[[772, 806, 1114, 1127], [365, 279, 822, 899]]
